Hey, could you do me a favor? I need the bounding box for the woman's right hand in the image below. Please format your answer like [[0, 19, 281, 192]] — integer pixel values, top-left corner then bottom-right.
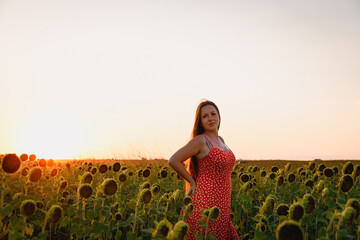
[[186, 182, 196, 196]]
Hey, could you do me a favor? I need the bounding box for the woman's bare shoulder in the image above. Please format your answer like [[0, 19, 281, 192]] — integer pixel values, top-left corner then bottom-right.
[[184, 134, 207, 151], [192, 134, 211, 159], [191, 134, 207, 144], [169, 134, 206, 164]]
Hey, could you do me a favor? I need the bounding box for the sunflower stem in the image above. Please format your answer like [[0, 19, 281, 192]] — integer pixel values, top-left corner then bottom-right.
[[132, 200, 139, 233], [41, 216, 48, 234], [204, 215, 210, 240], [0, 175, 4, 209], [82, 199, 86, 220], [22, 216, 27, 237]]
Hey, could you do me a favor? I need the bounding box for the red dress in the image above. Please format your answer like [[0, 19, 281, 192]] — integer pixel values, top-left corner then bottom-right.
[[183, 136, 240, 240]]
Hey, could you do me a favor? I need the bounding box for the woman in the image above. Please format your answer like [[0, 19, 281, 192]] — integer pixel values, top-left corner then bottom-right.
[[169, 100, 240, 240]]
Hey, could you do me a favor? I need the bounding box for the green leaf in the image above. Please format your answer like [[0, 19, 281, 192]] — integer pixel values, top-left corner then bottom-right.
[[31, 220, 43, 227], [338, 198, 346, 205], [315, 217, 328, 224], [317, 226, 327, 237], [254, 230, 266, 240], [336, 229, 354, 239], [9, 230, 22, 240], [103, 210, 111, 219], [126, 231, 137, 240], [66, 206, 77, 217], [69, 219, 82, 234], [74, 229, 85, 238], [94, 204, 103, 212], [9, 215, 22, 229], [126, 216, 137, 223], [208, 234, 217, 240], [0, 230, 9, 240], [59, 216, 71, 228], [93, 221, 105, 234], [198, 222, 206, 227], [0, 204, 13, 217], [93, 221, 107, 235], [326, 211, 333, 221], [38, 231, 48, 239], [115, 230, 122, 239], [196, 235, 204, 240], [87, 209, 97, 220], [141, 229, 152, 234]]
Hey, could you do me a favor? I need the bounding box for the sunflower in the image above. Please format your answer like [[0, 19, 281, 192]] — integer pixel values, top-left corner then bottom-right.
[[271, 166, 279, 173], [151, 184, 161, 195], [303, 194, 315, 214], [339, 207, 357, 228], [305, 179, 314, 189], [102, 178, 118, 196], [209, 206, 220, 220], [256, 222, 267, 232], [343, 161, 354, 175], [112, 162, 121, 172], [287, 173, 296, 183], [185, 203, 194, 216], [167, 220, 189, 240], [184, 196, 192, 206], [141, 181, 151, 190], [20, 153, 28, 161], [241, 174, 250, 183], [118, 173, 127, 182], [276, 204, 289, 216], [276, 176, 284, 187], [98, 164, 108, 173], [260, 194, 276, 214], [81, 172, 93, 184], [153, 219, 172, 238], [45, 205, 63, 229], [1, 153, 21, 173], [308, 162, 316, 171], [276, 220, 304, 240], [142, 169, 151, 178], [20, 199, 37, 218], [345, 199, 360, 223], [139, 188, 152, 204], [78, 184, 93, 199], [339, 175, 354, 193], [29, 167, 42, 182], [289, 203, 304, 221]]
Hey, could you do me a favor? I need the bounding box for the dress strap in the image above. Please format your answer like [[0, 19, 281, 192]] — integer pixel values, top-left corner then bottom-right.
[[204, 135, 213, 150], [219, 136, 230, 152]]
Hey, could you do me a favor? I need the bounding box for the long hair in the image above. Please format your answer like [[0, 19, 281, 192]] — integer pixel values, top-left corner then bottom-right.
[[185, 100, 221, 193]]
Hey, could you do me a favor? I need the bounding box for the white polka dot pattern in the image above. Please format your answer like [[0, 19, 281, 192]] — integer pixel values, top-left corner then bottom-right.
[[182, 147, 240, 240]]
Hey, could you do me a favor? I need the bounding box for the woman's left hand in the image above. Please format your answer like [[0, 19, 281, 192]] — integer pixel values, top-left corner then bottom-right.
[[186, 182, 196, 196]]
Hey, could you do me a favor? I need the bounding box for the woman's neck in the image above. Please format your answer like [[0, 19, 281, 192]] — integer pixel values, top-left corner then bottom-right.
[[204, 131, 218, 139]]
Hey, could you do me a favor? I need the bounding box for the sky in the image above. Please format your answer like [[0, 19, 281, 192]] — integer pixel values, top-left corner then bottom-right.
[[1, 0, 359, 160]]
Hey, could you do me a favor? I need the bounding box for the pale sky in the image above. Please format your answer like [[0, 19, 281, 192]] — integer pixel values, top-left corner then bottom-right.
[[1, 0, 359, 160]]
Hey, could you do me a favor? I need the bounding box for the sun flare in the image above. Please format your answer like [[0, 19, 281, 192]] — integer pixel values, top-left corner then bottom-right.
[[12, 113, 90, 159]]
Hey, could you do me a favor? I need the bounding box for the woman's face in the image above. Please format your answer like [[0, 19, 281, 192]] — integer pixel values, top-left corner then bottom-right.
[[200, 104, 220, 132]]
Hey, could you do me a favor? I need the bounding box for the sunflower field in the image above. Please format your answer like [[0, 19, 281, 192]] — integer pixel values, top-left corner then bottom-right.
[[1, 153, 360, 240]]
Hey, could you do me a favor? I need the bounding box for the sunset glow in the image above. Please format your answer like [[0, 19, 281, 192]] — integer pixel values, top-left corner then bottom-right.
[[11, 112, 89, 159], [1, 0, 359, 160]]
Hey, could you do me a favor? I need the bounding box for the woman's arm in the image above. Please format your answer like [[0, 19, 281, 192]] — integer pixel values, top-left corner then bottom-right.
[[168, 136, 203, 195]]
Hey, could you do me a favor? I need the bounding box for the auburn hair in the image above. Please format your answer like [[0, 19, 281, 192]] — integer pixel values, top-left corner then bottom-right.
[[185, 100, 221, 193]]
